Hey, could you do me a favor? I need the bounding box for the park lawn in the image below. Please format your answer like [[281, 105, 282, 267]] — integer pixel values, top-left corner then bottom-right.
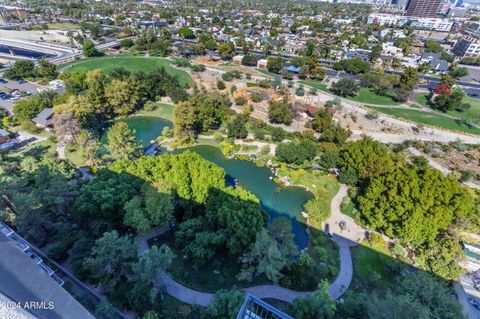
[[255, 68, 277, 77], [340, 196, 359, 221], [351, 89, 401, 106], [276, 167, 339, 230], [46, 22, 80, 30], [351, 243, 396, 291], [9, 139, 56, 159], [64, 56, 193, 87], [65, 145, 85, 167], [135, 103, 175, 121], [449, 95, 480, 123], [414, 93, 429, 107], [368, 106, 480, 135], [415, 93, 480, 123], [299, 80, 330, 93], [300, 80, 401, 106]]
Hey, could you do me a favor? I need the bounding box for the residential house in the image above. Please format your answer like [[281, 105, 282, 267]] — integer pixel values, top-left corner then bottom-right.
[[257, 59, 268, 69], [233, 55, 244, 65], [0, 129, 10, 145], [32, 108, 54, 131]]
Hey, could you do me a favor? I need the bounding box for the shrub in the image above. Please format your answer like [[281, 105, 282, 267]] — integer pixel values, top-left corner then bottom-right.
[[235, 96, 247, 106], [217, 80, 226, 90], [304, 198, 330, 223], [250, 92, 262, 102], [143, 102, 158, 111], [19, 121, 42, 134], [47, 241, 70, 261]]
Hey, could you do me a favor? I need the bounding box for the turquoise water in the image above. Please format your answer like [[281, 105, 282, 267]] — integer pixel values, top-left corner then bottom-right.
[[102, 116, 172, 148], [178, 145, 314, 249], [107, 116, 314, 249]]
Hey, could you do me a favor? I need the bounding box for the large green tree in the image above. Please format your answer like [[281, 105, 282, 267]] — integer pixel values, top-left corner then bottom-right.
[[83, 231, 137, 293], [106, 122, 142, 160], [338, 138, 394, 181], [358, 164, 473, 246], [123, 184, 174, 234], [292, 281, 336, 319]]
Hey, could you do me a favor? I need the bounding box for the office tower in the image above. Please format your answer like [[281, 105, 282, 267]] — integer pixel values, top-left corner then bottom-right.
[[406, 0, 442, 17]]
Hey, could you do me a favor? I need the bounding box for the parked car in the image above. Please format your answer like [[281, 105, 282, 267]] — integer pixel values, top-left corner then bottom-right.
[[17, 79, 27, 84], [10, 89, 20, 95], [1, 94, 12, 100], [0, 78, 7, 83]]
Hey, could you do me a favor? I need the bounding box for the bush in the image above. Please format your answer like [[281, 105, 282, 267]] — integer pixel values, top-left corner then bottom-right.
[[47, 241, 70, 261], [270, 127, 286, 142], [250, 92, 262, 102], [222, 73, 234, 81], [304, 198, 330, 222], [143, 102, 158, 111], [276, 139, 318, 164], [19, 121, 42, 134], [260, 145, 270, 156], [173, 58, 192, 68], [217, 80, 226, 90], [235, 96, 247, 106], [191, 64, 206, 72]]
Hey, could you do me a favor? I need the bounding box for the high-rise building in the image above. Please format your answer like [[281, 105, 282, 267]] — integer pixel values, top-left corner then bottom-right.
[[405, 0, 442, 17]]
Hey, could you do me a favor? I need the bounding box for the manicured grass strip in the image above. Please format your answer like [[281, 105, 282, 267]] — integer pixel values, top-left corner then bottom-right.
[[135, 103, 175, 121], [300, 80, 401, 106], [414, 93, 429, 107], [63, 57, 193, 87], [368, 106, 480, 135], [46, 22, 80, 29], [351, 244, 395, 290], [414, 93, 480, 124], [299, 80, 330, 92], [351, 89, 401, 106]]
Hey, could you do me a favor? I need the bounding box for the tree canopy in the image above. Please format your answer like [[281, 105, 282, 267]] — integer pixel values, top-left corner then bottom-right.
[[358, 164, 473, 246]]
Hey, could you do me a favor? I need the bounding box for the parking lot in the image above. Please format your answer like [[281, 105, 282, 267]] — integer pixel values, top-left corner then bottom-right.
[[0, 79, 59, 114]]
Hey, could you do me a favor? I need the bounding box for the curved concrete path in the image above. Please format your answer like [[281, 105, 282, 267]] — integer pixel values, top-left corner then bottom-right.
[[137, 184, 358, 306]]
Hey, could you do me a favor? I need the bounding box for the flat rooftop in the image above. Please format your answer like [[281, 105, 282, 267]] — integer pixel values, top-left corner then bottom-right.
[[0, 230, 95, 319]]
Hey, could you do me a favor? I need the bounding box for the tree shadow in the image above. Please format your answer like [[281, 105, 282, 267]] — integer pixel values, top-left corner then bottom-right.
[[0, 151, 473, 319]]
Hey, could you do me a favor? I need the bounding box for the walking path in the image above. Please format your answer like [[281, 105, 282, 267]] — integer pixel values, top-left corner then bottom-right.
[[136, 184, 360, 306]]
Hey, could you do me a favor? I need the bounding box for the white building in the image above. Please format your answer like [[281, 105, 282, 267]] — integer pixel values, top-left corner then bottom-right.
[[367, 14, 453, 32], [410, 18, 453, 32]]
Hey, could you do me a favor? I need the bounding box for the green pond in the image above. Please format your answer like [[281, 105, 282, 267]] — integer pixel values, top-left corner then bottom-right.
[[110, 116, 314, 249], [176, 145, 314, 249], [102, 116, 172, 148]]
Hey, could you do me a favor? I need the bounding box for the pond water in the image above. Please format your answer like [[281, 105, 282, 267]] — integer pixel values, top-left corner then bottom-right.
[[177, 145, 314, 249], [102, 116, 172, 148], [108, 116, 314, 249]]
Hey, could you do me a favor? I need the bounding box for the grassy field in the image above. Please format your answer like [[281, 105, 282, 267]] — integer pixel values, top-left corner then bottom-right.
[[63, 56, 193, 87], [276, 167, 339, 229], [300, 80, 401, 106], [351, 243, 395, 291], [340, 195, 359, 221], [368, 106, 480, 135], [46, 22, 80, 30], [135, 103, 175, 121], [351, 89, 401, 106], [299, 80, 330, 92], [414, 93, 480, 124]]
